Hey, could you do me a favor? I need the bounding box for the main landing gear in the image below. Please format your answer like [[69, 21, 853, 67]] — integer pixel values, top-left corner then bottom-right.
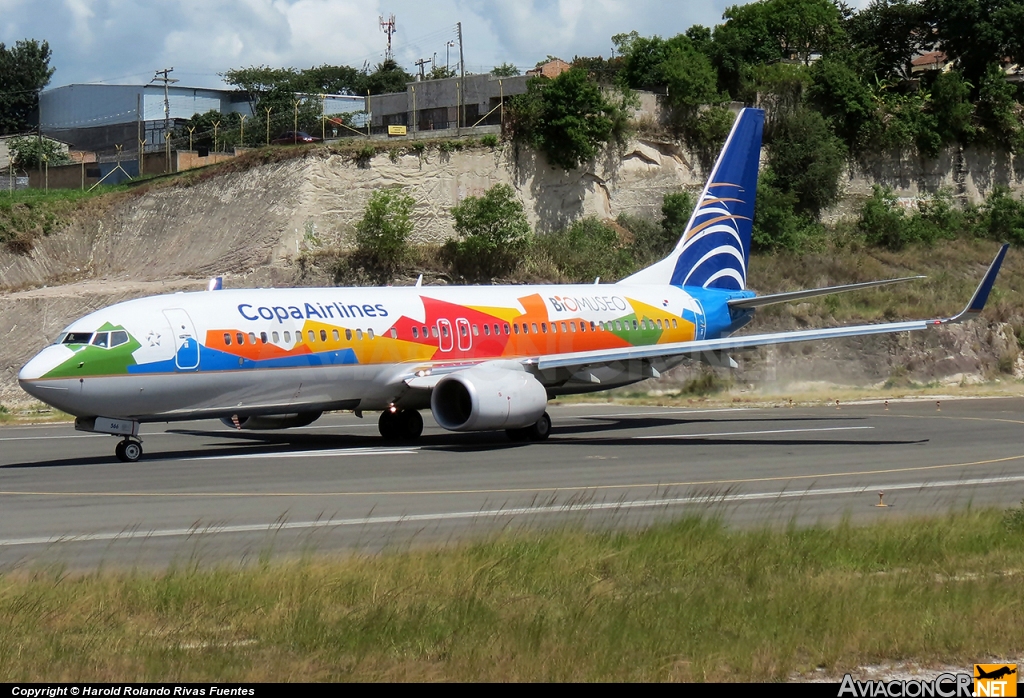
[[506, 412, 551, 442], [114, 438, 144, 463], [378, 409, 424, 441]]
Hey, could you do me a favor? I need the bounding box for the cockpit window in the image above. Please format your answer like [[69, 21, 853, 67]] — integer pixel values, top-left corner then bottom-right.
[[62, 332, 94, 345], [110, 330, 129, 347], [91, 332, 110, 348]]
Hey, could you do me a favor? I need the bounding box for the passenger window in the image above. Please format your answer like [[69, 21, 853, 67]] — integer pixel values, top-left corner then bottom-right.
[[333, 329, 340, 341], [236, 332, 245, 345], [431, 326, 438, 338], [356, 329, 363, 340], [260, 332, 268, 344], [472, 324, 479, 336], [580, 322, 587, 333], [308, 330, 315, 343], [284, 331, 292, 343], [657, 319, 663, 329], [570, 322, 576, 332], [272, 331, 280, 342], [532, 323, 538, 334], [503, 323, 510, 334], [224, 333, 232, 346], [550, 322, 557, 334], [412, 326, 419, 338], [632, 320, 638, 331], [368, 329, 374, 340], [320, 329, 327, 342], [91, 332, 109, 348], [459, 324, 467, 337], [483, 324, 490, 336], [346, 329, 352, 341], [110, 331, 129, 347], [541, 323, 548, 333], [390, 328, 397, 339], [62, 332, 94, 345], [441, 325, 449, 338], [590, 321, 596, 331], [672, 319, 678, 328], [513, 324, 520, 334], [422, 326, 429, 337], [249, 332, 257, 345], [561, 322, 568, 333]]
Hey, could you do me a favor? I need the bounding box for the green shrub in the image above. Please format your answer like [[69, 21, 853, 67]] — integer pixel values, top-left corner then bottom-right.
[[616, 213, 668, 268], [537, 217, 635, 283], [445, 183, 532, 280], [355, 143, 376, 165], [751, 170, 820, 252], [978, 186, 1024, 245], [355, 188, 415, 277], [480, 134, 499, 148]]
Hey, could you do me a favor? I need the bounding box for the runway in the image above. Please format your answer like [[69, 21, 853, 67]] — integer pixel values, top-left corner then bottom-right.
[[1, 398, 1023, 568]]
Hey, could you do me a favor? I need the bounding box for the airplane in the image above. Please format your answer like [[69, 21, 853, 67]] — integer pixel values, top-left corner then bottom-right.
[[975, 666, 1017, 681], [17, 108, 1010, 463]]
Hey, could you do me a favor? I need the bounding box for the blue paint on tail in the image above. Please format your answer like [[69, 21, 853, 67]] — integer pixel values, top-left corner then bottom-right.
[[671, 109, 763, 290]]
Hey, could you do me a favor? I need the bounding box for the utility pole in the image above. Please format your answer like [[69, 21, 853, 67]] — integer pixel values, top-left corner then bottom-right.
[[457, 22, 465, 131], [446, 40, 455, 72], [151, 67, 178, 163], [379, 14, 396, 62], [414, 57, 432, 81]]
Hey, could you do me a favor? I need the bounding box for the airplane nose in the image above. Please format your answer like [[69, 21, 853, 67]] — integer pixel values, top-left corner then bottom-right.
[[18, 346, 70, 383]]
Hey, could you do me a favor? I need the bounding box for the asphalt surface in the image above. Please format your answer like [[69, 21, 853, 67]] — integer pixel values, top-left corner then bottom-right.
[[1, 397, 1023, 569]]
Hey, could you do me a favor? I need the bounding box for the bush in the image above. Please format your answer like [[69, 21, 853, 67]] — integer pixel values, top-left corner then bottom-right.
[[616, 213, 668, 268], [751, 169, 819, 252], [978, 186, 1024, 245], [445, 183, 532, 280], [480, 134, 499, 147], [355, 188, 415, 277], [765, 108, 846, 219], [537, 217, 635, 283]]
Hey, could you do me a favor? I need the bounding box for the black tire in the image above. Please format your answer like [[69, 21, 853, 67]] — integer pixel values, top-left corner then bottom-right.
[[397, 410, 423, 440], [121, 441, 142, 462], [115, 441, 128, 462], [378, 410, 399, 440], [526, 412, 552, 441]]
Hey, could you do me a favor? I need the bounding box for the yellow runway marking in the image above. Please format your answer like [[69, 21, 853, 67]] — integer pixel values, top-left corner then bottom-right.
[[2, 453, 1024, 499]]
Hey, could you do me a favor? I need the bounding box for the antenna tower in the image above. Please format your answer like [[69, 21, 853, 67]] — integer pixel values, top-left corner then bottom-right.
[[379, 14, 397, 61]]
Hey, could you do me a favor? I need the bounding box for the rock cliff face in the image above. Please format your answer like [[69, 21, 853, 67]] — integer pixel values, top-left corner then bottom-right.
[[0, 141, 1018, 406]]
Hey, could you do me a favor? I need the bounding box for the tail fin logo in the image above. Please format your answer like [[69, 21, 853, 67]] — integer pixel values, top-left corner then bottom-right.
[[670, 108, 764, 290]]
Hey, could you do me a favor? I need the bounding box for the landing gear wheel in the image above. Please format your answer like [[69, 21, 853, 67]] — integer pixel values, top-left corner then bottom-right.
[[115, 439, 143, 463], [378, 410, 399, 440], [397, 409, 423, 440], [506, 412, 551, 442]]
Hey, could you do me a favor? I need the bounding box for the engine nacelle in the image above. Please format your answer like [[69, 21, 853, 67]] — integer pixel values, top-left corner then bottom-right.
[[431, 366, 548, 431], [219, 411, 322, 430]]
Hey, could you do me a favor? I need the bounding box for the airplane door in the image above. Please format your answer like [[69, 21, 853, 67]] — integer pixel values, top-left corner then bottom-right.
[[163, 308, 200, 371], [437, 319, 454, 352], [456, 318, 472, 352]]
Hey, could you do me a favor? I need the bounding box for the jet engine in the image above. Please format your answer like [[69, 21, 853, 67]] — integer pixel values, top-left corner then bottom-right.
[[431, 366, 547, 431], [219, 411, 322, 430]]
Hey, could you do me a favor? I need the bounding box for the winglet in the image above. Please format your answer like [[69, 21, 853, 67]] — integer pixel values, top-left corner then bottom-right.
[[944, 244, 1009, 324]]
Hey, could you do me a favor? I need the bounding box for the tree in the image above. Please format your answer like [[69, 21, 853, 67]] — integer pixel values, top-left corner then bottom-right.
[[363, 59, 413, 95], [221, 66, 302, 115], [355, 188, 415, 276], [491, 63, 521, 77], [806, 54, 876, 149], [765, 107, 847, 218], [444, 183, 531, 279], [930, 69, 975, 145], [975, 62, 1021, 147], [301, 64, 365, 95], [507, 68, 628, 171], [427, 65, 456, 80], [0, 39, 55, 134], [6, 136, 71, 169], [846, 0, 930, 80], [925, 0, 1024, 89]]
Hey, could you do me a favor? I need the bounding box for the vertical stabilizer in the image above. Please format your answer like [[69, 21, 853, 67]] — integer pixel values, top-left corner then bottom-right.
[[619, 108, 764, 288]]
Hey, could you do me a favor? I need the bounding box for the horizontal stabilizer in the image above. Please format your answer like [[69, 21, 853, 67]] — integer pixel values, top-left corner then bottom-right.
[[727, 276, 925, 310]]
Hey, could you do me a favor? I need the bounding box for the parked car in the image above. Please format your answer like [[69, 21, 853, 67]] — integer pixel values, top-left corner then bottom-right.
[[271, 131, 321, 145]]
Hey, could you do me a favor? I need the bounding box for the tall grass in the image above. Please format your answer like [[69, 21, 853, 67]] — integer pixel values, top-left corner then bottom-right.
[[2, 506, 1023, 681]]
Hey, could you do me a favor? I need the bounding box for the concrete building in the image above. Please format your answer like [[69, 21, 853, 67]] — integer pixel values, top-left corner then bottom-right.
[[367, 73, 528, 132]]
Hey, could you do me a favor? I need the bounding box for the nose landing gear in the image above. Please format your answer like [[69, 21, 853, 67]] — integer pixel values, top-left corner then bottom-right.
[[114, 438, 144, 463]]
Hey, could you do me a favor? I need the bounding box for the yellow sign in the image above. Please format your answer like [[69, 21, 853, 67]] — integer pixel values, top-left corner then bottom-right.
[[387, 125, 407, 136], [975, 664, 1018, 697]]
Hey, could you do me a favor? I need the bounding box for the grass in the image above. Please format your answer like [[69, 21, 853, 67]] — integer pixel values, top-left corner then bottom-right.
[[1, 506, 1023, 681], [0, 186, 129, 252]]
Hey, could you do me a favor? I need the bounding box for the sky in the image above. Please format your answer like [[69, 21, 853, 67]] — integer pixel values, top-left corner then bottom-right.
[[0, 0, 874, 92]]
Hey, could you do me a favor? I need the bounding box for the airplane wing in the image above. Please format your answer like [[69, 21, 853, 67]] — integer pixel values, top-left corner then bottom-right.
[[531, 244, 1009, 374], [727, 275, 925, 310]]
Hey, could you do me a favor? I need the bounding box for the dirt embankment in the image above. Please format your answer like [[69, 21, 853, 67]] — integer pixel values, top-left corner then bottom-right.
[[1, 142, 1021, 407]]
